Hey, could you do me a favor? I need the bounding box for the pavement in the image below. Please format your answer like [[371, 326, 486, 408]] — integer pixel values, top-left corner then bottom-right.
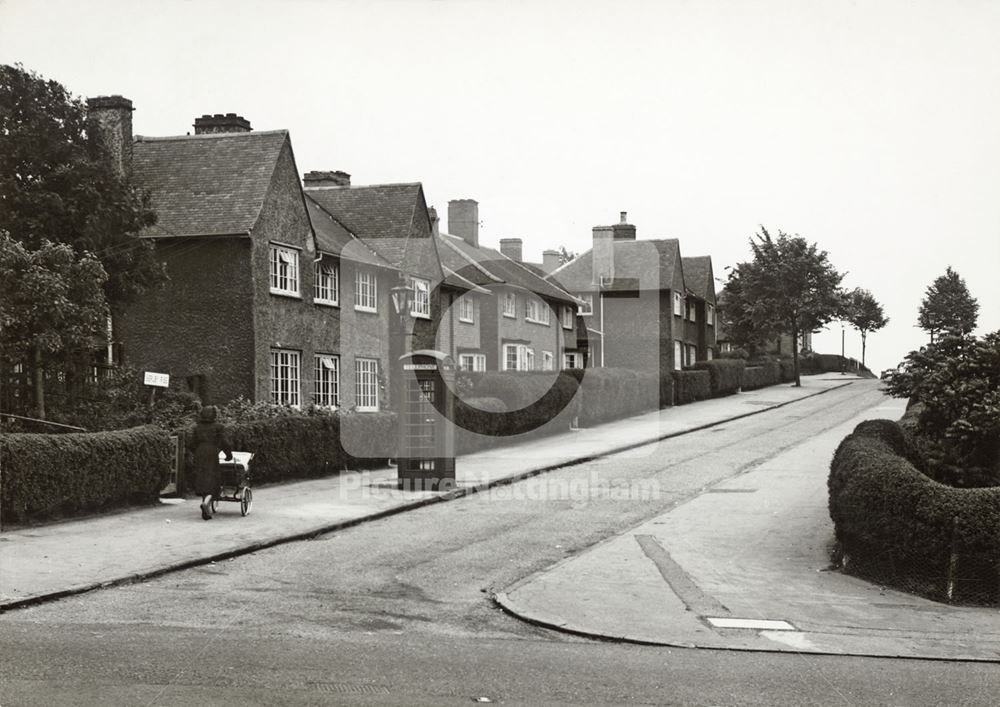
[[3, 375, 998, 662]]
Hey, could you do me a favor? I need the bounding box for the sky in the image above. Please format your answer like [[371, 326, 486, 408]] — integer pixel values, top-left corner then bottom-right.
[[2, 0, 997, 374]]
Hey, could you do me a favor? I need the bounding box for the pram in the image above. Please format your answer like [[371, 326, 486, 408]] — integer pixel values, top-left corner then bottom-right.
[[212, 451, 254, 516]]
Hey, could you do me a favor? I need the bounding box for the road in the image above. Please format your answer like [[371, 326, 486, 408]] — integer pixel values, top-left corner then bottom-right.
[[1, 381, 996, 706]]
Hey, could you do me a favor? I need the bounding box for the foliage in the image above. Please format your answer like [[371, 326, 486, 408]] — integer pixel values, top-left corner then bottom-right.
[[842, 288, 888, 367], [917, 266, 979, 343], [693, 359, 745, 397], [828, 419, 1000, 604], [722, 227, 845, 386], [741, 362, 782, 391], [0, 63, 163, 307], [885, 332, 1000, 486], [671, 369, 712, 405], [0, 425, 172, 525], [717, 269, 774, 356]]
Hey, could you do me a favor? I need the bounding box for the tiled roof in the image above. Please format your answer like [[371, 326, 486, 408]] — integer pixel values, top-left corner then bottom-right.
[[304, 183, 442, 281], [549, 239, 684, 293], [132, 131, 288, 238], [682, 256, 716, 302], [439, 234, 577, 304], [305, 196, 395, 269]]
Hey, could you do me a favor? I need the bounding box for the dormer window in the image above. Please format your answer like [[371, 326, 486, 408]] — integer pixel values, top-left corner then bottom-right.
[[409, 277, 430, 318], [315, 260, 339, 306]]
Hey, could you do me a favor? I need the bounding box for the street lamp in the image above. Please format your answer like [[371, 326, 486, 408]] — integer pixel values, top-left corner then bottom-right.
[[841, 326, 846, 375], [390, 283, 413, 319]]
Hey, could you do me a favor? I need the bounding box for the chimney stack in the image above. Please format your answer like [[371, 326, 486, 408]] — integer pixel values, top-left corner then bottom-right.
[[542, 249, 561, 273], [612, 210, 636, 240], [592, 225, 615, 286], [193, 113, 252, 134], [499, 238, 523, 263], [86, 95, 134, 178], [448, 199, 479, 247], [428, 206, 440, 237], [303, 170, 351, 188]]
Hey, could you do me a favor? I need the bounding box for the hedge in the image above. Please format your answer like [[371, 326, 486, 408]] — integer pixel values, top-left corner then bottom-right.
[[223, 412, 397, 485], [694, 359, 745, 397], [457, 371, 582, 442], [671, 369, 711, 405], [828, 419, 1000, 604], [570, 368, 665, 426], [742, 362, 782, 391], [1, 426, 173, 525]]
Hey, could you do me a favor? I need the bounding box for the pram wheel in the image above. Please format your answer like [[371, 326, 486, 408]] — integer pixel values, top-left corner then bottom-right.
[[240, 487, 253, 516]]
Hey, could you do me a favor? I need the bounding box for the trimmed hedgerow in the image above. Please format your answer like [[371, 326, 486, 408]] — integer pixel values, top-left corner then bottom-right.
[[0, 426, 173, 525], [453, 397, 508, 453], [222, 412, 397, 485], [742, 362, 781, 391], [570, 368, 663, 426], [672, 369, 711, 405], [694, 359, 745, 397], [458, 371, 581, 439], [828, 419, 1000, 603]]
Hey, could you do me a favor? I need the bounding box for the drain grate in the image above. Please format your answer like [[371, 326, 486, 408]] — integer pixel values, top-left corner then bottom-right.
[[310, 683, 391, 694]]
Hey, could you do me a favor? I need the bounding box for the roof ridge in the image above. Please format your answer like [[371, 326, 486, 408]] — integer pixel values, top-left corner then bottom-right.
[[303, 181, 423, 190], [134, 130, 288, 142]]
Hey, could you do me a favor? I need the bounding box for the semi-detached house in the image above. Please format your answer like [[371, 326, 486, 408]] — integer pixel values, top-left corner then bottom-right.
[[548, 212, 717, 373]]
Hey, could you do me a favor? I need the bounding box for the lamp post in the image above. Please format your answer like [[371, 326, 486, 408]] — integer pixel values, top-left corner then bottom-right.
[[389, 282, 414, 413], [841, 326, 846, 375]]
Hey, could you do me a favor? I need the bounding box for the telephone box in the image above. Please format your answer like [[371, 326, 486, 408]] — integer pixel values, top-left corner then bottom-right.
[[397, 350, 456, 491]]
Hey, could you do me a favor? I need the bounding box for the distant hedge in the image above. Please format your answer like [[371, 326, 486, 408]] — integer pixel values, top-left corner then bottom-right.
[[570, 368, 664, 426], [742, 362, 782, 391], [1, 426, 173, 525], [671, 369, 711, 405], [828, 419, 1000, 604], [694, 359, 745, 397], [221, 412, 397, 485]]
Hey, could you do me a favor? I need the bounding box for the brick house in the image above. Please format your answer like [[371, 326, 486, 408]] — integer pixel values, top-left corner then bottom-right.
[[434, 199, 581, 372], [548, 212, 716, 372], [95, 100, 396, 410], [681, 256, 718, 364]]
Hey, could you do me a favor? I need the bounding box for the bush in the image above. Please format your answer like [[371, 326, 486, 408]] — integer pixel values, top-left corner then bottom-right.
[[742, 361, 781, 391], [828, 419, 1000, 604], [459, 371, 581, 439], [885, 332, 1000, 487], [221, 411, 396, 485], [694, 359, 745, 397], [453, 397, 508, 453], [0, 426, 173, 525], [671, 369, 711, 405], [570, 368, 663, 426]]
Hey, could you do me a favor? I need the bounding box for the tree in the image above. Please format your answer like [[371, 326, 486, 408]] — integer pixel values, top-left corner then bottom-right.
[[718, 263, 778, 357], [886, 332, 1000, 486], [917, 266, 979, 343], [0, 233, 109, 418], [557, 245, 576, 265], [723, 227, 845, 386], [0, 63, 162, 308], [843, 288, 888, 368]]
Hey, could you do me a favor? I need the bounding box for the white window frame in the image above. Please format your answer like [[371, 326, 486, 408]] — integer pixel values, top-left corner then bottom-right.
[[458, 295, 475, 323], [313, 354, 340, 408], [525, 297, 550, 325], [269, 244, 300, 297], [459, 353, 486, 372], [355, 358, 379, 411], [409, 277, 430, 318], [503, 291, 517, 318], [673, 292, 684, 317], [542, 351, 554, 371], [674, 340, 683, 371], [687, 300, 697, 322], [314, 259, 339, 306], [355, 268, 378, 313], [578, 294, 593, 316], [561, 306, 574, 329], [270, 349, 301, 408], [707, 303, 715, 326], [524, 347, 535, 371], [502, 344, 520, 371], [563, 352, 581, 369]]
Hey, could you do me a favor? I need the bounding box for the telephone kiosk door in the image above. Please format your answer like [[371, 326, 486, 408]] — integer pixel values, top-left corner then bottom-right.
[[397, 350, 456, 491]]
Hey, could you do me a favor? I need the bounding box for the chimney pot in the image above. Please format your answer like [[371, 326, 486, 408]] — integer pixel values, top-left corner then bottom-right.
[[620, 211, 627, 224], [428, 206, 440, 237], [542, 249, 562, 273], [611, 211, 636, 241]]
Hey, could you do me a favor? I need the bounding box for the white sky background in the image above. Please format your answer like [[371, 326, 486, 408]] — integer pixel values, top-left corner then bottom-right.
[[1, 0, 997, 374]]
